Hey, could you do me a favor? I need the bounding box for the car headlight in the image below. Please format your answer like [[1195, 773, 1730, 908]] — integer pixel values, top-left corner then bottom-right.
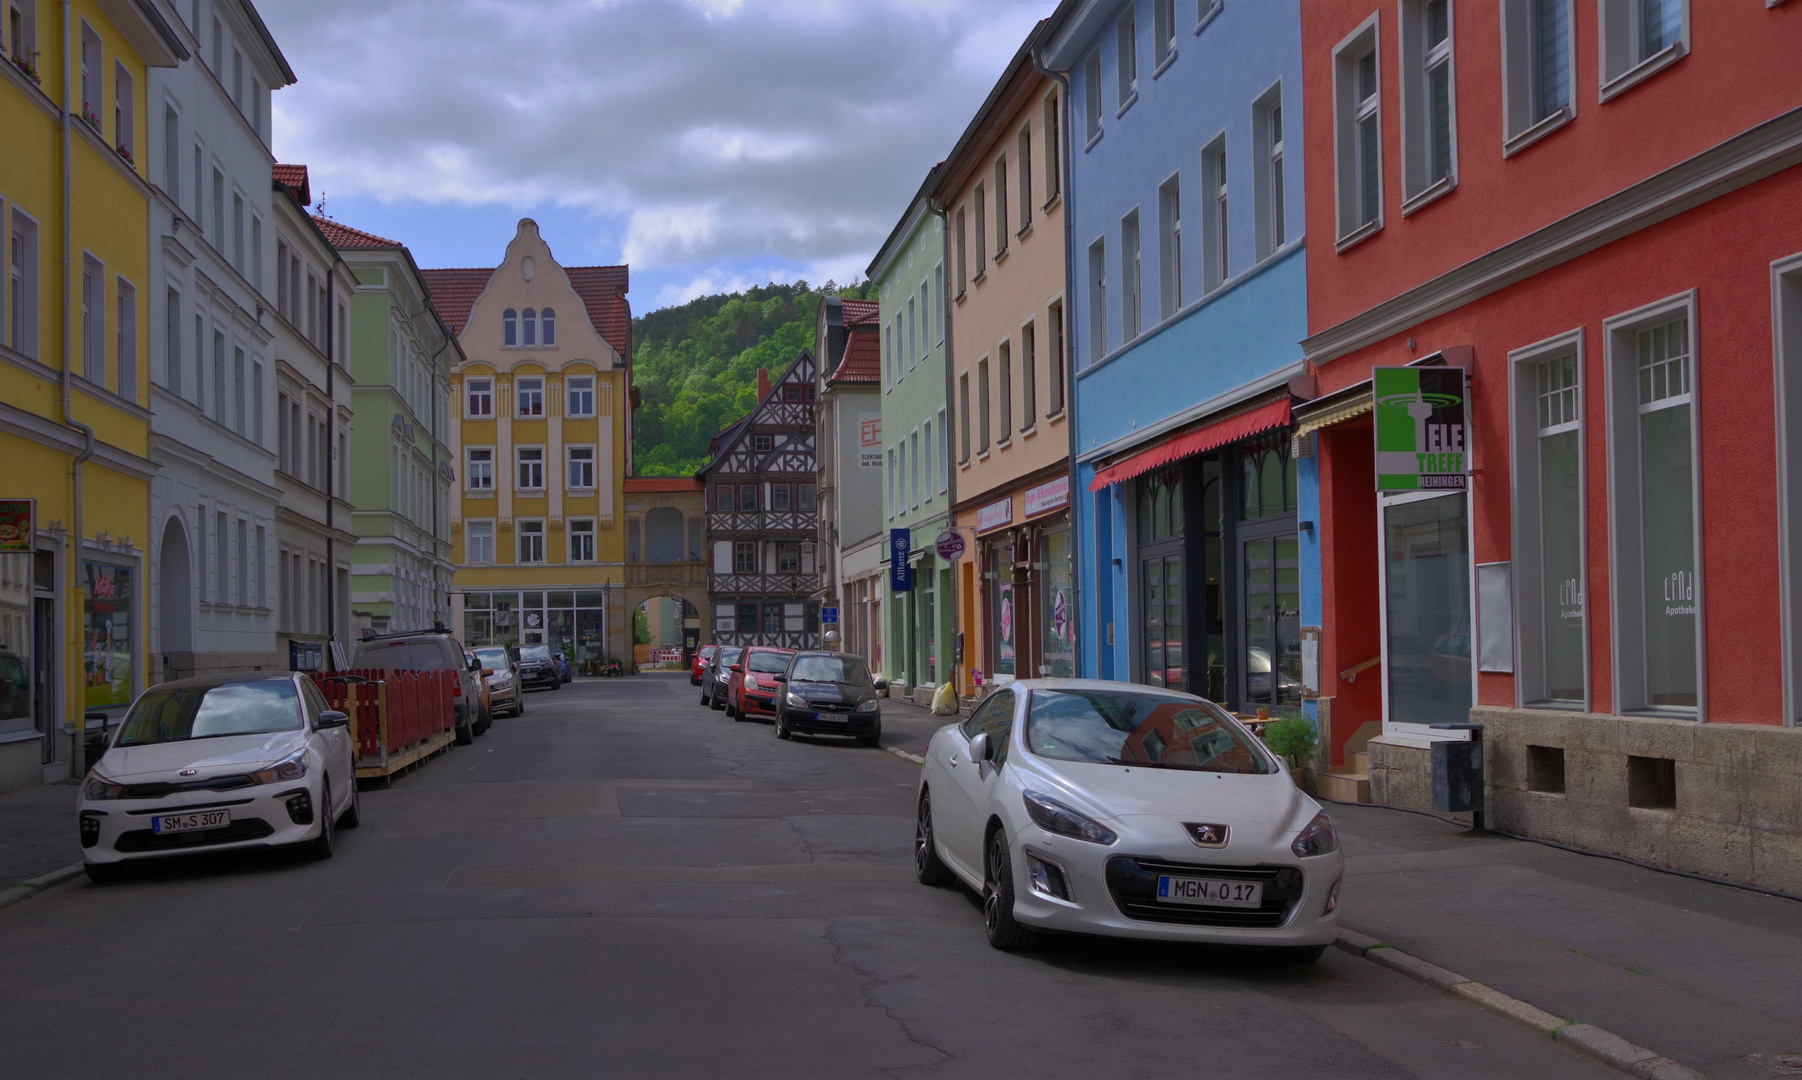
[[856, 698, 878, 713], [1291, 811, 1339, 857], [248, 751, 308, 786], [1022, 790, 1118, 845], [743, 674, 760, 690], [786, 693, 808, 708], [84, 774, 125, 800]]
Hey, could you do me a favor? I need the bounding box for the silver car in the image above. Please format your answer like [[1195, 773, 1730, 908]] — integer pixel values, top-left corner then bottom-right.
[[474, 646, 522, 718], [700, 646, 742, 710]]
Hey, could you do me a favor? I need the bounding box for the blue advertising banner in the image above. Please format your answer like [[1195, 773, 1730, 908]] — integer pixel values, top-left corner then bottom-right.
[[889, 528, 912, 592]]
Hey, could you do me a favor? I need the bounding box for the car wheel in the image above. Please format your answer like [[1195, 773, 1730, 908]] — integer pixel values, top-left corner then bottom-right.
[[859, 721, 882, 748], [775, 710, 792, 740], [1266, 945, 1327, 965], [514, 694, 525, 717], [475, 703, 492, 736], [453, 704, 474, 746], [983, 829, 1034, 950], [551, 679, 561, 691], [710, 690, 725, 711], [700, 687, 711, 707], [308, 779, 337, 860], [83, 861, 126, 884], [913, 788, 955, 886], [339, 781, 362, 829]]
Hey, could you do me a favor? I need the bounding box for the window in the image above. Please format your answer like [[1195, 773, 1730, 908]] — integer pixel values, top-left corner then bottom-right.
[[212, 330, 224, 420], [1020, 322, 1037, 429], [516, 446, 544, 490], [569, 519, 595, 563], [1018, 127, 1033, 231], [1158, 174, 1182, 318], [770, 483, 791, 511], [1502, 0, 1573, 151], [753, 433, 773, 455], [252, 362, 263, 444], [566, 375, 594, 416], [467, 520, 495, 564], [517, 376, 543, 416], [1154, 0, 1177, 69], [934, 262, 945, 342], [955, 207, 968, 296], [522, 308, 537, 347], [232, 47, 242, 106], [466, 377, 492, 417], [1605, 297, 1699, 714], [1599, 0, 1686, 97], [1087, 238, 1107, 363], [763, 603, 784, 634], [541, 308, 555, 346], [906, 296, 917, 370], [1401, 0, 1455, 208], [734, 541, 756, 574], [922, 420, 934, 500], [1197, 0, 1223, 31], [503, 308, 517, 346], [1254, 87, 1287, 259], [974, 182, 987, 273], [79, 22, 97, 124], [998, 341, 1013, 441], [517, 520, 545, 564], [191, 144, 202, 225], [9, 208, 38, 358], [1509, 331, 1586, 706], [115, 277, 136, 399], [163, 287, 181, 393], [113, 61, 133, 158], [9, 1, 37, 68], [778, 542, 800, 574], [977, 356, 992, 453], [81, 255, 102, 383], [567, 445, 594, 489], [1121, 209, 1142, 341], [937, 409, 949, 492], [910, 429, 921, 506], [898, 441, 909, 512], [958, 373, 971, 463], [212, 168, 223, 244], [1116, 8, 1138, 107], [1084, 50, 1103, 145], [799, 483, 816, 513], [1201, 138, 1228, 292], [231, 194, 244, 269], [1048, 300, 1066, 416], [739, 482, 759, 511], [995, 157, 1009, 256], [233, 347, 245, 432], [887, 447, 898, 517], [1334, 20, 1383, 243], [1043, 93, 1062, 207], [162, 105, 179, 192], [919, 281, 930, 358]]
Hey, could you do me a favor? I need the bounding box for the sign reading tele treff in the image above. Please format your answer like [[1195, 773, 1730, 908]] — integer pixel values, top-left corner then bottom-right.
[[1373, 366, 1469, 491]]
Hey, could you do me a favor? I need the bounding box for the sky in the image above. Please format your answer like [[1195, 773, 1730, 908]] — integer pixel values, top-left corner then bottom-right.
[[256, 0, 1055, 312]]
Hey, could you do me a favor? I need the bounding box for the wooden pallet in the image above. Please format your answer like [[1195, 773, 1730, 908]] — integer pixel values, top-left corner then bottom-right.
[[354, 729, 456, 780]]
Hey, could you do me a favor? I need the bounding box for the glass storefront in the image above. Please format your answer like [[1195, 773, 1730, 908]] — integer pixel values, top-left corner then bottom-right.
[[0, 553, 30, 737], [463, 590, 607, 664], [1239, 442, 1300, 709], [1040, 529, 1074, 678], [1537, 352, 1586, 702], [990, 544, 1015, 677], [1383, 493, 1472, 726], [1137, 467, 1184, 688], [1637, 319, 1696, 708], [83, 562, 134, 711]]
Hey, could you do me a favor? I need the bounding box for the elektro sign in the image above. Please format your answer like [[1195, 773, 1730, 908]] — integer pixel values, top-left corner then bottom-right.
[[1373, 366, 1469, 492]]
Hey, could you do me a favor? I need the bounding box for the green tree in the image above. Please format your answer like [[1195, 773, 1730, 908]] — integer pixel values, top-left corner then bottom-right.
[[633, 606, 651, 646]]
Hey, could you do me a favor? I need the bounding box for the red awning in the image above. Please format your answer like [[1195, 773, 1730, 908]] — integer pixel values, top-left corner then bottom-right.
[[1088, 398, 1292, 492]]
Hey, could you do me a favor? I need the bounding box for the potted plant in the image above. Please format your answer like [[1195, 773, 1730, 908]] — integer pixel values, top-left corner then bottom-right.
[[80, 102, 99, 130], [12, 53, 42, 85], [1262, 713, 1319, 793]]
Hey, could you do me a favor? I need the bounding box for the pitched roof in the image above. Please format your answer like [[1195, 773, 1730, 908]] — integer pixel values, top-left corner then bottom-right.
[[840, 298, 880, 326], [830, 326, 881, 383], [272, 164, 310, 205], [417, 263, 632, 361], [312, 215, 400, 249]]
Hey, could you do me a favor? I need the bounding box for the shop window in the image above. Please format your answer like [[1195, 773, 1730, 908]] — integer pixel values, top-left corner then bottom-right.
[[1137, 467, 1184, 689], [990, 545, 1016, 676], [1383, 492, 1472, 726], [1510, 331, 1587, 706], [1239, 444, 1298, 520]]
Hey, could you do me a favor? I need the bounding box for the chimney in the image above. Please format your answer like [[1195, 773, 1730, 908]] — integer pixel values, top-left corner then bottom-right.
[[757, 368, 771, 400]]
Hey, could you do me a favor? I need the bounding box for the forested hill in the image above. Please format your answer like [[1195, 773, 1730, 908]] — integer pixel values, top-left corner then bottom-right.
[[630, 280, 875, 476]]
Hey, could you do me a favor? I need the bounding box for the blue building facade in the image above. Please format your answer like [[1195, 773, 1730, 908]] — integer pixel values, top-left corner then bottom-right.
[[1041, 0, 1311, 716]]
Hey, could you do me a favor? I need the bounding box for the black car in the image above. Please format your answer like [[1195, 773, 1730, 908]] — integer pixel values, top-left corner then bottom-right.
[[773, 651, 882, 746], [510, 644, 562, 691]]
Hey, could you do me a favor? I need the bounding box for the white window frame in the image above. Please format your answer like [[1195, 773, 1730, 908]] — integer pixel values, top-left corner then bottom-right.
[[1200, 136, 1229, 293], [994, 156, 1010, 257], [1399, 0, 1458, 213], [568, 518, 596, 563], [934, 262, 946, 342], [1508, 328, 1590, 709], [1603, 290, 1703, 718], [112, 59, 133, 158], [887, 447, 898, 518], [466, 519, 495, 565], [1116, 7, 1138, 114], [1087, 237, 1107, 365], [1121, 209, 1142, 342], [516, 376, 544, 417], [998, 340, 1013, 442], [1500, 0, 1577, 156], [1597, 0, 1689, 102], [1020, 319, 1038, 432], [1153, 0, 1178, 74], [938, 406, 950, 492], [566, 374, 595, 417], [1253, 82, 1287, 260], [115, 275, 136, 400], [80, 253, 103, 384], [1084, 50, 1104, 148], [466, 377, 493, 418], [517, 519, 545, 564], [1157, 172, 1182, 319], [567, 444, 596, 491], [9, 205, 40, 358], [1773, 251, 1802, 727], [1333, 15, 1385, 250], [910, 429, 921, 508], [516, 445, 545, 491]]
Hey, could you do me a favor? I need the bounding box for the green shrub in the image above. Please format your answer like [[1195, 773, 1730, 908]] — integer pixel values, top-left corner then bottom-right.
[[1263, 714, 1318, 768]]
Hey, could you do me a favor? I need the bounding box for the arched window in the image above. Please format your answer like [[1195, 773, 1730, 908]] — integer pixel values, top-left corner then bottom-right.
[[541, 308, 556, 346], [522, 308, 537, 347], [503, 309, 517, 346]]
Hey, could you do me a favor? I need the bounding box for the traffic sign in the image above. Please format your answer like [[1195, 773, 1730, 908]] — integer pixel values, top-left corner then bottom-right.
[[821, 607, 839, 624]]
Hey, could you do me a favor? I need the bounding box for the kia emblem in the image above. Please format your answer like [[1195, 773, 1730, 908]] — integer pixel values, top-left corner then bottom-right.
[[1185, 822, 1229, 847], [179, 769, 198, 776]]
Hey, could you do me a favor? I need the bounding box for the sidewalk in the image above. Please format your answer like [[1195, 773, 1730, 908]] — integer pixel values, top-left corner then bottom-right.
[[1331, 802, 1802, 1080], [874, 693, 958, 759], [0, 780, 79, 891]]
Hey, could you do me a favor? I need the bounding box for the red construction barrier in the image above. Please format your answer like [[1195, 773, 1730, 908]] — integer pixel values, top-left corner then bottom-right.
[[310, 668, 457, 776]]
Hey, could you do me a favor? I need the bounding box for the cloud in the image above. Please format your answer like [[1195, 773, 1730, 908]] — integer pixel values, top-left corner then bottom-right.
[[261, 0, 1051, 285]]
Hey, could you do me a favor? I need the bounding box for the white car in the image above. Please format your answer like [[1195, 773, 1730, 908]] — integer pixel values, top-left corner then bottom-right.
[[915, 679, 1343, 960], [77, 673, 360, 881]]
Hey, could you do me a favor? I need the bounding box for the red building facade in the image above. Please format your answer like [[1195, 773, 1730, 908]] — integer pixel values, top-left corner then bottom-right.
[[1298, 0, 1802, 892]]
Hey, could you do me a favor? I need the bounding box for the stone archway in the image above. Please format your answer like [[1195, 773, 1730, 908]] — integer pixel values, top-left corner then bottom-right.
[[157, 516, 194, 680], [623, 572, 709, 670]]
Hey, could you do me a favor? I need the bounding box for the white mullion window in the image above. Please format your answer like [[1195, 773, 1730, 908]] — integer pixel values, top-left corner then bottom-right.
[[1333, 17, 1383, 247], [466, 376, 492, 418], [1510, 331, 1587, 708], [1158, 173, 1182, 318], [569, 519, 595, 563], [1201, 137, 1228, 293], [516, 445, 545, 491], [1084, 51, 1104, 145], [467, 520, 494, 564], [518, 520, 545, 564], [1087, 237, 1107, 364], [1122, 210, 1142, 341], [567, 444, 595, 490], [1401, 0, 1456, 211], [1254, 85, 1287, 260], [1153, 0, 1177, 71], [1116, 7, 1138, 110]]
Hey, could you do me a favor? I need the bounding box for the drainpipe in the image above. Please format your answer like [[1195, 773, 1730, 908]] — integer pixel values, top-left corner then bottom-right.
[[1032, 42, 1081, 679], [60, 0, 97, 778], [324, 263, 338, 665], [929, 198, 956, 697]]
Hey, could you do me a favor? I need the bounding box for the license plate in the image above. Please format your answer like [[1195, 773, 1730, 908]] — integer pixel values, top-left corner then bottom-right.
[[809, 712, 848, 722], [150, 809, 231, 834], [1157, 875, 1263, 908]]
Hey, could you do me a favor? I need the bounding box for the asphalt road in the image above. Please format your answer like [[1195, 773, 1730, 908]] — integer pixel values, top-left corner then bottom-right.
[[0, 674, 1627, 1079]]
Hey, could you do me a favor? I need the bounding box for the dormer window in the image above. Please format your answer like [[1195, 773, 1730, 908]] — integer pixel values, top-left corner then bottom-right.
[[522, 308, 537, 347], [503, 309, 517, 346], [542, 308, 555, 346]]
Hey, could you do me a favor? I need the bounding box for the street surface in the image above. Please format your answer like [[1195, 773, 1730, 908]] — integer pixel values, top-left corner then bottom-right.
[[0, 675, 1629, 1078]]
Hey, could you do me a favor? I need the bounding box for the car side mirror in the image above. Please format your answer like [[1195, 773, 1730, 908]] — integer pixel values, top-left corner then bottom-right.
[[730, 664, 743, 673], [467, 657, 481, 671], [773, 674, 787, 682], [968, 731, 990, 763], [318, 710, 350, 729]]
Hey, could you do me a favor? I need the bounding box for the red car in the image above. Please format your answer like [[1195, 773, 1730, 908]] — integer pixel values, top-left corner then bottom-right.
[[690, 645, 717, 686], [728, 647, 795, 721]]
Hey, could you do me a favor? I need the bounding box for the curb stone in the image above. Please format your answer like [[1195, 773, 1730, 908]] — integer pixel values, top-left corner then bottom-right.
[[0, 862, 85, 912], [882, 745, 924, 766], [1337, 933, 1706, 1080]]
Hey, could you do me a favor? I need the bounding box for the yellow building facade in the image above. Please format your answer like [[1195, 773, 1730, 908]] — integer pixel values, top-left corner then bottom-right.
[[423, 220, 633, 667], [1, 1, 185, 791]]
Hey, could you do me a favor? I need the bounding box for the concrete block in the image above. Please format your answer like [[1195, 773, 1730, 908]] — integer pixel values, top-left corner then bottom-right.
[[1565, 744, 1626, 807], [1662, 816, 1754, 884], [1690, 722, 1759, 770], [1369, 739, 1435, 812], [1334, 929, 1384, 956], [1448, 981, 1568, 1035], [1751, 723, 1802, 777], [1487, 741, 1527, 792], [1362, 945, 1469, 991], [1553, 1024, 1706, 1080], [1750, 827, 1802, 895], [1493, 787, 1574, 845], [1568, 713, 1623, 755], [1672, 762, 1750, 827], [1617, 715, 1697, 762]]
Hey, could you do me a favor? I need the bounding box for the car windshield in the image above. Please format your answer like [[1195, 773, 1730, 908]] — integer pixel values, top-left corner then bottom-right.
[[474, 647, 508, 668], [357, 641, 449, 671], [699, 647, 717, 660], [791, 655, 868, 684], [1026, 689, 1272, 774], [515, 645, 551, 661], [747, 651, 791, 674], [716, 647, 742, 666], [116, 681, 303, 746]]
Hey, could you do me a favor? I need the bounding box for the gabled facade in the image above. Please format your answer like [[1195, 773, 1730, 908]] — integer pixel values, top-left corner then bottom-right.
[[814, 294, 883, 666], [0, 0, 185, 791], [697, 353, 822, 651], [425, 219, 633, 666]]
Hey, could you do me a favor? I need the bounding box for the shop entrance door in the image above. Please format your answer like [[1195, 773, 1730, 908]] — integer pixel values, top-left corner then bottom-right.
[[1380, 491, 1473, 728], [33, 595, 55, 765], [1242, 534, 1302, 708]]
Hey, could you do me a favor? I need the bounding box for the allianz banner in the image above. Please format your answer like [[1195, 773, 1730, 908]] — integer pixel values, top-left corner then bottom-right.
[[1374, 366, 1469, 492]]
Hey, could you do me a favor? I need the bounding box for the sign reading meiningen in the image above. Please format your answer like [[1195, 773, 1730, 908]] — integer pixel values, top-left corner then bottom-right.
[[1374, 366, 1469, 491], [889, 528, 912, 592]]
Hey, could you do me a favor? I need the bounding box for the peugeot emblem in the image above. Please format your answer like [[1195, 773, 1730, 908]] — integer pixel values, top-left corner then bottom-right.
[[179, 769, 198, 776], [1185, 822, 1229, 847]]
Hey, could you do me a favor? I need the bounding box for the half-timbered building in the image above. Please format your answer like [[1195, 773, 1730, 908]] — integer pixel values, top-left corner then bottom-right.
[[697, 353, 823, 650]]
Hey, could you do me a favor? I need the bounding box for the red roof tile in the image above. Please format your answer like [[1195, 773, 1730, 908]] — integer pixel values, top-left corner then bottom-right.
[[418, 263, 632, 362], [415, 268, 493, 336], [272, 164, 310, 205], [840, 298, 880, 326], [830, 326, 881, 383], [312, 215, 400, 249]]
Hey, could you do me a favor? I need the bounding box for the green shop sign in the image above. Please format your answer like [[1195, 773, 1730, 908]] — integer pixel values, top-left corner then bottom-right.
[[1374, 366, 1469, 492]]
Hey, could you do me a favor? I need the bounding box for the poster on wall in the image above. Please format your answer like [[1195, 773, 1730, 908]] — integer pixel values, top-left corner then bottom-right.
[[84, 562, 134, 709], [1373, 366, 1469, 491], [0, 499, 33, 552]]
